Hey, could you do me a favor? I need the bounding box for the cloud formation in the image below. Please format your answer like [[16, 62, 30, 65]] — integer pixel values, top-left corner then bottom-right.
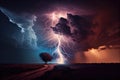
[[0, 7, 38, 49]]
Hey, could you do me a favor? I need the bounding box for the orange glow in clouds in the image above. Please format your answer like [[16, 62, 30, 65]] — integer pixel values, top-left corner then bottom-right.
[[74, 45, 120, 63]]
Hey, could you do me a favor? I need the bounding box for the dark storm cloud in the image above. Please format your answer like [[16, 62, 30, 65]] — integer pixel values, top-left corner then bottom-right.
[[51, 13, 93, 50], [51, 17, 71, 36], [52, 4, 120, 50], [51, 14, 92, 38], [67, 14, 93, 41], [91, 5, 120, 47]]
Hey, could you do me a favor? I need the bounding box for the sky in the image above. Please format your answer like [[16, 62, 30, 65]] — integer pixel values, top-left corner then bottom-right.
[[0, 0, 120, 63]]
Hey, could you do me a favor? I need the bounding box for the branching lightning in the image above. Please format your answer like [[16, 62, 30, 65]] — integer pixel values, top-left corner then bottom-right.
[[45, 11, 71, 64], [54, 35, 66, 64]]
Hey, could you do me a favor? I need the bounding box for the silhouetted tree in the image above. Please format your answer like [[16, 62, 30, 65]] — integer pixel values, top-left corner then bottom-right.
[[39, 52, 53, 64]]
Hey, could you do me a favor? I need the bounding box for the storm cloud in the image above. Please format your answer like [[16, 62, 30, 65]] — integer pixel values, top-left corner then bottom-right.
[[0, 7, 38, 49], [0, 0, 119, 63], [51, 6, 120, 50]]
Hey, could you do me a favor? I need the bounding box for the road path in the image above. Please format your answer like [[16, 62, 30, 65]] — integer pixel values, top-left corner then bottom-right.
[[3, 64, 55, 80]]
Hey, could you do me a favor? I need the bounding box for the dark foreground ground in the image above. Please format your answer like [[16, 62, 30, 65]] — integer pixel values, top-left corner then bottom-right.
[[0, 64, 120, 80]]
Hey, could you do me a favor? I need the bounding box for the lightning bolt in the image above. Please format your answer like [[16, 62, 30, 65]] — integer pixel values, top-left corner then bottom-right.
[[54, 35, 66, 64], [44, 11, 76, 64], [50, 11, 68, 64]]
